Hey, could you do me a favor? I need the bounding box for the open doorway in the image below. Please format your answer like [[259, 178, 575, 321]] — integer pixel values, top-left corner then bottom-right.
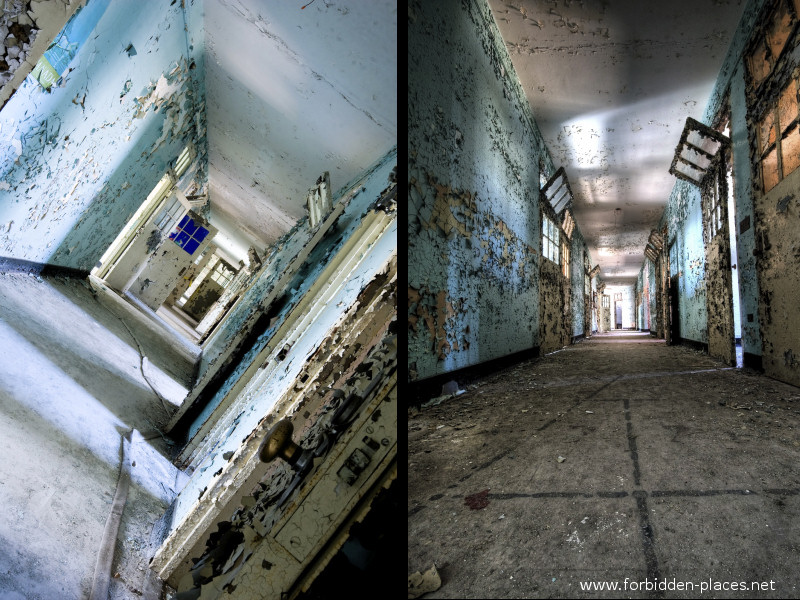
[[89, 145, 244, 344], [723, 122, 743, 368], [668, 240, 680, 343], [701, 139, 736, 366]]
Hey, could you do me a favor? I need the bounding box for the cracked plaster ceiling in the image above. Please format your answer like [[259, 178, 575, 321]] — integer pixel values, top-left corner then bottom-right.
[[487, 0, 746, 285], [203, 0, 397, 248]]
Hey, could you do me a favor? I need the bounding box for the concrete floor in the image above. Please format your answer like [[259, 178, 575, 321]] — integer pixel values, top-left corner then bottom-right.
[[0, 272, 197, 599], [409, 331, 800, 599]]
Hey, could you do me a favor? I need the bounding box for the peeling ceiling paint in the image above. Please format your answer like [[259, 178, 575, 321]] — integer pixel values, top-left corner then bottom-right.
[[487, 0, 746, 285], [203, 0, 397, 248]]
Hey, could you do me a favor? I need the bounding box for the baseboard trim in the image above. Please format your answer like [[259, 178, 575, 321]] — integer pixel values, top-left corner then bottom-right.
[[675, 337, 709, 353], [0, 256, 89, 279], [409, 345, 540, 405], [744, 352, 763, 371]]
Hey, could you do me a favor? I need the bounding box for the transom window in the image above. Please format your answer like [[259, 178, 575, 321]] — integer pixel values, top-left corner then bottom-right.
[[542, 215, 560, 264], [602, 295, 610, 308]]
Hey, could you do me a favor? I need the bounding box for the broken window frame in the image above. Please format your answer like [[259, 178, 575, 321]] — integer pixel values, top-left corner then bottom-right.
[[541, 166, 574, 214], [669, 117, 730, 186]]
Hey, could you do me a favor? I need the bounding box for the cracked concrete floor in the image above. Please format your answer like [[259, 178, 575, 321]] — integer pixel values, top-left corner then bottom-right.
[[0, 272, 195, 599], [409, 331, 800, 599]]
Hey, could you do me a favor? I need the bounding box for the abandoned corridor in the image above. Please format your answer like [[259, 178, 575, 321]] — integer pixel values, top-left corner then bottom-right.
[[408, 331, 800, 598]]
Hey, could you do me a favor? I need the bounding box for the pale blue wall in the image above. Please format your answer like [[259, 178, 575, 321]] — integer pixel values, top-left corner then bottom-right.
[[636, 0, 766, 350], [0, 0, 207, 272], [408, 0, 591, 380]]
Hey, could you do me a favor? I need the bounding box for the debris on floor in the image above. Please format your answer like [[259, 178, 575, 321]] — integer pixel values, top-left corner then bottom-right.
[[408, 564, 442, 599]]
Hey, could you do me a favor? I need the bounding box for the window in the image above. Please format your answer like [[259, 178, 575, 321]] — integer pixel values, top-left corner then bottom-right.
[[209, 259, 236, 288], [561, 241, 570, 277], [542, 215, 559, 264], [704, 173, 726, 241], [744, 0, 800, 192], [614, 293, 623, 302], [757, 77, 800, 192], [602, 295, 610, 308], [154, 193, 186, 234], [169, 214, 210, 255]]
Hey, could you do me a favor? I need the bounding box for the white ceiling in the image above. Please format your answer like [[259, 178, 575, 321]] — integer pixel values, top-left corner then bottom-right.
[[487, 0, 747, 285], [203, 0, 397, 248]]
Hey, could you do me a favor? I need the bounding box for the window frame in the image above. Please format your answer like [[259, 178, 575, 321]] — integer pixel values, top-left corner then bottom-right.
[[542, 213, 560, 265]]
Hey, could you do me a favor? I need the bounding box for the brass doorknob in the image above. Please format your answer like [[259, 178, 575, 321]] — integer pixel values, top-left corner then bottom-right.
[[259, 419, 302, 466]]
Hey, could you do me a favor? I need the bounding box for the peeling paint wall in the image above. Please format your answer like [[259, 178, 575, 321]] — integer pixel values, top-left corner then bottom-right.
[[175, 151, 397, 475], [153, 157, 397, 587], [701, 165, 736, 364], [636, 0, 770, 349], [754, 160, 800, 384], [408, 0, 590, 380], [729, 63, 762, 357], [538, 256, 569, 353], [190, 150, 397, 423], [640, 180, 707, 343], [0, 0, 207, 272], [570, 231, 589, 338]]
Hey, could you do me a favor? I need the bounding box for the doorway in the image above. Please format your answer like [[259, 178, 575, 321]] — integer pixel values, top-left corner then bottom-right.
[[701, 156, 736, 366], [668, 241, 680, 343]]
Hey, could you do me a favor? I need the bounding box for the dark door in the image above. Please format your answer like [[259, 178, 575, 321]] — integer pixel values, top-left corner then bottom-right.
[[670, 274, 680, 342]]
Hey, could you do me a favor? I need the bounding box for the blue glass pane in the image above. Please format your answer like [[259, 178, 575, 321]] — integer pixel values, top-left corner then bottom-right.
[[178, 215, 191, 229], [174, 231, 191, 247], [194, 227, 209, 242], [182, 218, 198, 236], [183, 239, 200, 255]]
